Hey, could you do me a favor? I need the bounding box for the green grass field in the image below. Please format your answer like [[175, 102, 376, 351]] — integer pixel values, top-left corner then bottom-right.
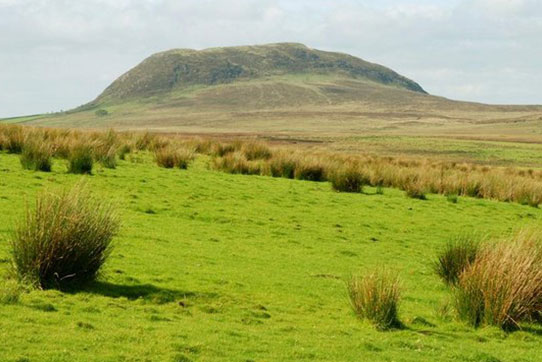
[[1, 150, 541, 361]]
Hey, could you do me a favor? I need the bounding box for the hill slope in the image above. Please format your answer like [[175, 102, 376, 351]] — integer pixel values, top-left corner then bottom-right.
[[6, 43, 542, 139]]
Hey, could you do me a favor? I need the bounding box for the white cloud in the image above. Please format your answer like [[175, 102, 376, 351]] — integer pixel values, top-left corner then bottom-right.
[[0, 0, 541, 117]]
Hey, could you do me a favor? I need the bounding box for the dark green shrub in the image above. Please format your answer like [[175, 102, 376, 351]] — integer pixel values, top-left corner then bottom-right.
[[434, 235, 481, 286], [94, 109, 109, 117], [10, 183, 119, 289], [20, 141, 53, 172], [348, 270, 401, 330], [68, 145, 94, 174]]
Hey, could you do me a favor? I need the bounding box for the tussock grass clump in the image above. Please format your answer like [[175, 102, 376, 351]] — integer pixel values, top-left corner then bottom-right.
[[269, 152, 297, 178], [329, 164, 365, 193], [241, 141, 272, 160], [454, 231, 542, 330], [403, 176, 427, 200], [212, 152, 263, 175], [10, 183, 119, 289], [2, 126, 26, 154], [98, 147, 117, 169], [211, 142, 236, 157], [155, 147, 195, 169], [0, 279, 22, 305], [155, 147, 177, 168], [135, 131, 156, 151], [294, 157, 327, 181], [20, 141, 53, 172], [0, 134, 7, 151], [93, 129, 119, 169], [348, 270, 401, 330], [68, 145, 94, 174], [117, 144, 132, 160], [434, 235, 481, 286], [174, 148, 195, 169]]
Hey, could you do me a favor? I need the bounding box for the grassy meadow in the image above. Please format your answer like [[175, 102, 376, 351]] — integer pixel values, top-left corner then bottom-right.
[[1, 132, 542, 361]]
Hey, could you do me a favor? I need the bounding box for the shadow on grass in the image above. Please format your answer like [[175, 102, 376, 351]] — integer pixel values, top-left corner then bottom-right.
[[75, 281, 219, 304], [519, 325, 542, 336]]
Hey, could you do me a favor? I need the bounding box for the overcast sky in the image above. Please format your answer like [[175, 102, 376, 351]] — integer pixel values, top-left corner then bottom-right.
[[1, 0, 541, 118]]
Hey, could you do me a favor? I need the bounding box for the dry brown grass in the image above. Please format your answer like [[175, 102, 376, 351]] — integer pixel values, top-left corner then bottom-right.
[[454, 230, 542, 330], [2, 124, 542, 206], [155, 146, 195, 169]]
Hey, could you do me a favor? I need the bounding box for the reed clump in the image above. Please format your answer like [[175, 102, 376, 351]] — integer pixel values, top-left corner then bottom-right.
[[348, 269, 402, 330], [10, 183, 119, 289], [454, 231, 542, 330], [155, 147, 195, 169], [434, 235, 481, 286], [20, 140, 53, 172]]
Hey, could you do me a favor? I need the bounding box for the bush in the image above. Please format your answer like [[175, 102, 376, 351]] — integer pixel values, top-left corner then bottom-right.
[[20, 141, 53, 172], [434, 235, 481, 286], [348, 269, 401, 330], [95, 109, 109, 117], [10, 183, 119, 289], [68, 145, 94, 174], [329, 164, 365, 193], [454, 231, 542, 330]]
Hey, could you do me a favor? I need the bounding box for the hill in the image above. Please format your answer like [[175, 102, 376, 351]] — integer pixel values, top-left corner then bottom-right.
[[92, 42, 426, 104], [3, 43, 542, 142]]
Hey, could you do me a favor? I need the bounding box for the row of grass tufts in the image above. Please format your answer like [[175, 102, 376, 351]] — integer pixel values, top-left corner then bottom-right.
[[2, 124, 542, 205]]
